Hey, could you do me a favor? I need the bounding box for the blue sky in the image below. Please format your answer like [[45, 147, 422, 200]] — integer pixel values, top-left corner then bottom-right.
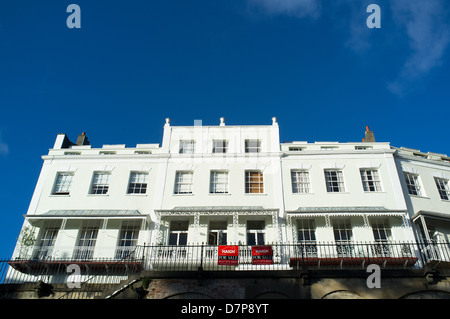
[[0, 0, 449, 257]]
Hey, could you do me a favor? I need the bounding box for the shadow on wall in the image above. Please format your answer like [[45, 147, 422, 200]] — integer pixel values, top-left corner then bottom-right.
[[321, 290, 363, 299], [400, 290, 450, 299]]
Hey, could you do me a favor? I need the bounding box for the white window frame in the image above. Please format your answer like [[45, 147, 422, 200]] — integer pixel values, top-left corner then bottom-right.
[[52, 172, 74, 195], [245, 170, 264, 194], [90, 171, 111, 195], [210, 171, 229, 194], [291, 170, 311, 194], [246, 220, 266, 245], [74, 222, 100, 260], [404, 172, 423, 196], [174, 171, 194, 194], [371, 218, 392, 242], [245, 139, 261, 153], [360, 169, 383, 192], [34, 223, 60, 259], [435, 177, 450, 200], [116, 220, 141, 258], [333, 218, 354, 257], [296, 219, 317, 257], [168, 220, 189, 245], [212, 140, 228, 153], [127, 172, 148, 194], [324, 170, 345, 193], [370, 218, 393, 257], [179, 140, 196, 154], [208, 220, 228, 245]]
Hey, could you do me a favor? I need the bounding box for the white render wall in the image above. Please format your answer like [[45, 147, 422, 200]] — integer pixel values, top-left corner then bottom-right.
[[282, 149, 407, 211]]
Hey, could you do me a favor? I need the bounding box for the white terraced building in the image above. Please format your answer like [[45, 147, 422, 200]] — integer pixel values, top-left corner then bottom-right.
[[394, 146, 450, 262], [7, 118, 450, 281]]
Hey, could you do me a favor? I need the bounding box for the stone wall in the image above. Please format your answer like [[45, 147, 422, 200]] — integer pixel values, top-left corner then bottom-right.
[[2, 270, 450, 299]]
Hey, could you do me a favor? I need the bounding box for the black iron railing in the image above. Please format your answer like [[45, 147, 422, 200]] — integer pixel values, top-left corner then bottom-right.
[[2, 241, 450, 289]]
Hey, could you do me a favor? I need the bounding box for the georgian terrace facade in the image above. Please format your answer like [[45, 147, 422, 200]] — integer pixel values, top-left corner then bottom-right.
[[9, 118, 449, 275]]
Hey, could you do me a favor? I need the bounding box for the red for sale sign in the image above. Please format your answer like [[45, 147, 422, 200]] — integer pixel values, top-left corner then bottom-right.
[[252, 246, 273, 265], [218, 245, 239, 266]]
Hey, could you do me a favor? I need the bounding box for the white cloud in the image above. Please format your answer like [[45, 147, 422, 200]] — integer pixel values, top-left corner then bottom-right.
[[247, 0, 450, 96], [248, 0, 321, 19], [388, 0, 450, 95]]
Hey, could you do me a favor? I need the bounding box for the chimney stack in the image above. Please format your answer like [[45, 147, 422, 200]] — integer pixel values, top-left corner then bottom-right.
[[76, 132, 90, 146], [362, 126, 375, 142]]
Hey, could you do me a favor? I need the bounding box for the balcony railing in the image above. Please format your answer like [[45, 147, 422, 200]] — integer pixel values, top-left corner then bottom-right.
[[2, 241, 450, 299], [6, 241, 450, 279], [141, 241, 424, 271]]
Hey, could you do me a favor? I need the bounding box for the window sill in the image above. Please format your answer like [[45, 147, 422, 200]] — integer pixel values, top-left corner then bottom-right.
[[326, 192, 349, 194], [244, 193, 268, 196], [209, 193, 231, 196], [363, 191, 386, 194], [49, 194, 71, 197], [292, 192, 314, 195], [87, 194, 109, 197], [125, 193, 148, 197], [173, 193, 194, 196], [409, 194, 429, 199]]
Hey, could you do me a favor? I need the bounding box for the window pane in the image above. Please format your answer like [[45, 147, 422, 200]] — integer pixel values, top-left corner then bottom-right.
[[257, 233, 265, 245], [179, 233, 188, 245], [128, 172, 148, 194], [213, 140, 228, 153], [291, 171, 311, 194], [247, 233, 256, 246], [245, 140, 261, 153], [245, 171, 263, 193], [361, 169, 382, 192], [53, 173, 73, 195], [179, 140, 195, 154], [210, 171, 229, 193], [168, 233, 178, 245], [174, 172, 193, 194], [325, 170, 345, 192], [91, 172, 110, 194], [404, 173, 422, 196], [435, 178, 450, 200]]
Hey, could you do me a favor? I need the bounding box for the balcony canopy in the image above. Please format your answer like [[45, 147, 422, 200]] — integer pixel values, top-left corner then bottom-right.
[[25, 210, 149, 224]]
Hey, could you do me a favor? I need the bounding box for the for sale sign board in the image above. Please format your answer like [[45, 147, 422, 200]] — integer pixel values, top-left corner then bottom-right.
[[218, 245, 239, 266], [252, 246, 273, 265]]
